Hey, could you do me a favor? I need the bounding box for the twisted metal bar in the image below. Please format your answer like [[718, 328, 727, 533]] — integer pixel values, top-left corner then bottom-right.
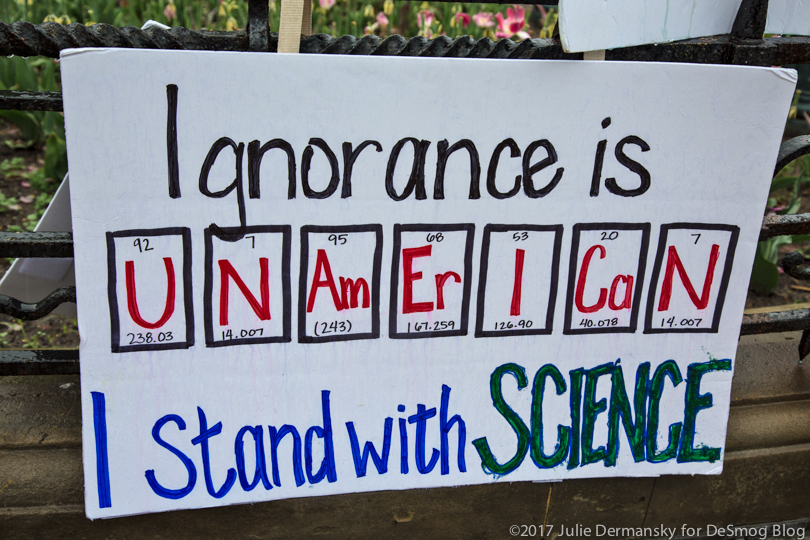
[[741, 309, 810, 335], [0, 286, 76, 320], [0, 232, 73, 257], [782, 251, 810, 281], [3, 21, 810, 65], [0, 90, 62, 111], [760, 213, 810, 241], [0, 21, 248, 57]]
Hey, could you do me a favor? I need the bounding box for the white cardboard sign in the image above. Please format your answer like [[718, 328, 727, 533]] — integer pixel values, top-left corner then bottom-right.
[[61, 50, 796, 519], [559, 0, 810, 52], [558, 0, 743, 52], [766, 0, 810, 36]]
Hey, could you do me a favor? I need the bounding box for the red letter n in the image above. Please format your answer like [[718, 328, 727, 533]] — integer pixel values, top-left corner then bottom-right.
[[657, 244, 720, 311], [219, 258, 271, 325], [307, 249, 343, 313], [126, 258, 176, 329]]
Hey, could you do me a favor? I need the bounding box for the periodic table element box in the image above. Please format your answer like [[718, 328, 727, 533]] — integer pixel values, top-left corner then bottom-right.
[[298, 225, 383, 343], [564, 223, 650, 335], [644, 224, 739, 334], [203, 225, 291, 346], [475, 224, 563, 338], [389, 224, 474, 339], [106, 227, 194, 353]]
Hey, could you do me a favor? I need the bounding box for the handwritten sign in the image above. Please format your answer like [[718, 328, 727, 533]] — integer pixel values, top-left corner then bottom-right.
[[61, 50, 796, 519]]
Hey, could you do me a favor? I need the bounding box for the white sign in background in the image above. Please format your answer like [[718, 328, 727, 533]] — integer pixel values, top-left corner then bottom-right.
[[559, 0, 810, 53], [61, 50, 796, 519], [766, 0, 810, 36]]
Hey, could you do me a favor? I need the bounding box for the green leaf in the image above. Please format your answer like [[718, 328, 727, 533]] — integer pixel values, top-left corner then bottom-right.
[[780, 197, 802, 215], [791, 234, 810, 244], [750, 242, 781, 296], [771, 175, 800, 192], [43, 133, 67, 183], [0, 110, 43, 145]]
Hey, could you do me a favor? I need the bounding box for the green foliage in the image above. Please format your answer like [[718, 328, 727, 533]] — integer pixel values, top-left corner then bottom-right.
[[0, 157, 26, 176], [0, 0, 556, 39], [0, 56, 64, 148], [0, 192, 20, 213], [752, 154, 810, 295], [44, 131, 68, 182]]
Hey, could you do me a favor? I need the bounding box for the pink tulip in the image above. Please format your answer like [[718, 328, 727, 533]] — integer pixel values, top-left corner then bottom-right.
[[472, 12, 494, 29], [495, 5, 528, 38], [376, 12, 389, 27], [163, 2, 176, 21], [455, 12, 471, 28], [417, 10, 434, 28], [319, 0, 335, 9]]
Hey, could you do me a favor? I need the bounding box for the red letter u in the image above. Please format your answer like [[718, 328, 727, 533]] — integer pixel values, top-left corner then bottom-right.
[[125, 258, 176, 329]]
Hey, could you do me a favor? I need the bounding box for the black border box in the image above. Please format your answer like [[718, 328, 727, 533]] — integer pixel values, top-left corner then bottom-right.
[[644, 223, 739, 334], [563, 222, 651, 335], [390, 223, 475, 340], [298, 224, 383, 344], [475, 224, 563, 338], [204, 225, 291, 347], [106, 227, 194, 353]]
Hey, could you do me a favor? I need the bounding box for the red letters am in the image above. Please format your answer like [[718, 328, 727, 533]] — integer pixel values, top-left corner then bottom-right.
[[299, 225, 382, 343]]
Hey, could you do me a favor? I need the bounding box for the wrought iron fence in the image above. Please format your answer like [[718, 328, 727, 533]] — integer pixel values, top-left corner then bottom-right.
[[2, 0, 810, 376]]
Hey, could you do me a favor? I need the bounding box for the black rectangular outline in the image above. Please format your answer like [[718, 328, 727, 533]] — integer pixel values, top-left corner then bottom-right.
[[106, 227, 194, 353], [389, 223, 475, 340], [563, 222, 651, 335], [643, 223, 740, 335], [204, 225, 292, 347], [298, 224, 383, 344], [474, 224, 563, 338]]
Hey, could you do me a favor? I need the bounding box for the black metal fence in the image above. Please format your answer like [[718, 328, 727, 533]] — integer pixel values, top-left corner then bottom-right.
[[2, 0, 810, 376]]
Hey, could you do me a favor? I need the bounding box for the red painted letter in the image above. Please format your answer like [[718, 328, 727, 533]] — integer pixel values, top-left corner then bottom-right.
[[219, 258, 271, 325], [511, 249, 525, 316], [126, 258, 176, 329], [402, 245, 433, 313], [658, 244, 720, 311], [434, 271, 461, 310], [574, 245, 607, 314], [340, 277, 370, 309], [608, 275, 633, 310], [306, 249, 344, 313]]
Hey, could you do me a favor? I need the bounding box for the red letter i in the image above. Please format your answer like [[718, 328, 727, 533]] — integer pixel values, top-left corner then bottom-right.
[[510, 249, 525, 316]]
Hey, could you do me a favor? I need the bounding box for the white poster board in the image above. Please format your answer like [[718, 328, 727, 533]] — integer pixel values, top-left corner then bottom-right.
[[61, 50, 796, 519], [558, 0, 743, 52], [560, 0, 810, 52], [766, 0, 810, 36]]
